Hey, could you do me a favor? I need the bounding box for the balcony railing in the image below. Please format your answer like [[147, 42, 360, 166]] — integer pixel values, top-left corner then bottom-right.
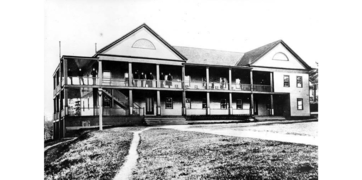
[[185, 80, 207, 90], [66, 107, 145, 116], [67, 76, 99, 85], [231, 83, 251, 91], [209, 82, 229, 90], [253, 84, 272, 92]]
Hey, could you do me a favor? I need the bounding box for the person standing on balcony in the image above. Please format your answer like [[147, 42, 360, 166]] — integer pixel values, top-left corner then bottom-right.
[[224, 77, 228, 89], [68, 68, 73, 85], [167, 73, 173, 88], [134, 70, 139, 87], [140, 72, 145, 87], [78, 68, 84, 85], [160, 72, 165, 88], [91, 68, 97, 85], [148, 72, 154, 87], [124, 72, 129, 86]]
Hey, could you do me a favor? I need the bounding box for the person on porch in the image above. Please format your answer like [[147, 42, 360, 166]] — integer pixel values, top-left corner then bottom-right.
[[148, 72, 154, 87], [78, 68, 84, 85], [140, 72, 146, 87], [91, 68, 97, 85], [134, 70, 139, 87], [160, 72, 165, 88], [166, 73, 173, 88], [68, 68, 73, 85]]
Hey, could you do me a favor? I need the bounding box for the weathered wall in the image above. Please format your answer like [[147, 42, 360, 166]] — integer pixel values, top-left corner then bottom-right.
[[273, 71, 310, 116]]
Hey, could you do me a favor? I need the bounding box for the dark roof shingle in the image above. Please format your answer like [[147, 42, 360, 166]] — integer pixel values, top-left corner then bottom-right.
[[174, 46, 244, 66], [236, 40, 282, 66]]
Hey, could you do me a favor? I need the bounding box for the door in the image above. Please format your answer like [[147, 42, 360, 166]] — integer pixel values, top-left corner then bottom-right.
[[145, 98, 154, 115]]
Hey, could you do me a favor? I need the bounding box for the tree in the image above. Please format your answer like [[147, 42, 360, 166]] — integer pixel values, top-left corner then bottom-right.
[[309, 62, 318, 102]]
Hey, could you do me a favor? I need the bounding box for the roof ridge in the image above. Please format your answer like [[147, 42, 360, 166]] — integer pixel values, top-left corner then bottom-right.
[[174, 45, 244, 54]]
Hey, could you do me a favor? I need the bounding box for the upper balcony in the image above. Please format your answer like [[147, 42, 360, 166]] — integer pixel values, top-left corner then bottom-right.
[[57, 57, 273, 92]]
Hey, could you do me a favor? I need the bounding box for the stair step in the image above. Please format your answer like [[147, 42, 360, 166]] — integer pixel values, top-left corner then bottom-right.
[[144, 117, 188, 126]]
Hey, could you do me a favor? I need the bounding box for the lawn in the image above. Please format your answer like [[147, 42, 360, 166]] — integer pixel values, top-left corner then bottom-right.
[[44, 127, 144, 180], [191, 121, 318, 137], [133, 128, 318, 180]]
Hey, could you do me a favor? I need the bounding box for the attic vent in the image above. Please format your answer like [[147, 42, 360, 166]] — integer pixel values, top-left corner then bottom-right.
[[132, 38, 156, 50], [272, 52, 289, 61]]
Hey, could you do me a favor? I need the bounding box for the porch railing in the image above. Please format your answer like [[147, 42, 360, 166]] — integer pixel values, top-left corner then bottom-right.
[[184, 80, 207, 90], [209, 82, 229, 90], [67, 76, 99, 85], [158, 80, 183, 89], [231, 83, 251, 91], [253, 84, 272, 92], [65, 107, 145, 116]]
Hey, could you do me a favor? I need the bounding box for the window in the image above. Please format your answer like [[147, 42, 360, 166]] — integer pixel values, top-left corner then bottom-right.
[[220, 99, 228, 109], [166, 97, 173, 109], [297, 98, 303, 110], [83, 101, 85, 111], [284, 75, 290, 87], [272, 52, 289, 61], [236, 99, 243, 109], [186, 98, 191, 109], [132, 38, 156, 49], [296, 76, 303, 88], [202, 98, 207, 109], [87, 97, 90, 109]]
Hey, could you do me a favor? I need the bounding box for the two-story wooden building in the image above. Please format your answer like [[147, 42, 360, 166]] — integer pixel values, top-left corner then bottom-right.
[[52, 24, 312, 139]]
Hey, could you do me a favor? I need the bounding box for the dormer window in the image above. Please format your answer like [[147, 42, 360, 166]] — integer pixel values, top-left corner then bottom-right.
[[272, 52, 289, 61], [132, 38, 156, 50]]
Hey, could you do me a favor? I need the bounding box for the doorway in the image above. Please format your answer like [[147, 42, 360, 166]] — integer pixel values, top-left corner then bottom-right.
[[145, 98, 154, 115]]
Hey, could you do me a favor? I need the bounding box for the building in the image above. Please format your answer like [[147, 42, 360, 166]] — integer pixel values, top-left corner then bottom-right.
[[52, 24, 312, 139]]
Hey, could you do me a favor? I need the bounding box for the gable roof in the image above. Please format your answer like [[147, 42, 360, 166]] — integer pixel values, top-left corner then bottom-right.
[[94, 23, 187, 60], [237, 40, 311, 70], [174, 46, 244, 66]]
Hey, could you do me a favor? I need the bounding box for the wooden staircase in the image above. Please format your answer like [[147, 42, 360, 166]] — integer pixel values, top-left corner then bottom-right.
[[144, 116, 188, 126]]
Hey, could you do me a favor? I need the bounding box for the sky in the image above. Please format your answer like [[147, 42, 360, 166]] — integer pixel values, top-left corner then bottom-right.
[[44, 0, 347, 120]]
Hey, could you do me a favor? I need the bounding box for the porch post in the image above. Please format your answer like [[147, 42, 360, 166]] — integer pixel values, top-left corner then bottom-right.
[[63, 88, 68, 138], [156, 90, 161, 116], [129, 90, 133, 115], [206, 92, 210, 115], [229, 68, 232, 90], [182, 65, 186, 115], [270, 94, 274, 116], [128, 62, 132, 86], [156, 64, 160, 87], [250, 70, 254, 116], [206, 67, 209, 89], [63, 58, 67, 85], [98, 88, 103, 130], [229, 93, 233, 115], [98, 60, 103, 85], [182, 91, 186, 116], [270, 72, 274, 92], [98, 60, 103, 130]]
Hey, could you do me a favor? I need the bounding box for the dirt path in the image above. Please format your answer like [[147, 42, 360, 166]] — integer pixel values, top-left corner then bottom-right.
[[113, 128, 151, 180]]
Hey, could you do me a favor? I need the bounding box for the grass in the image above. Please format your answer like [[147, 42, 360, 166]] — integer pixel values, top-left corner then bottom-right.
[[44, 127, 144, 180], [132, 128, 318, 180]]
